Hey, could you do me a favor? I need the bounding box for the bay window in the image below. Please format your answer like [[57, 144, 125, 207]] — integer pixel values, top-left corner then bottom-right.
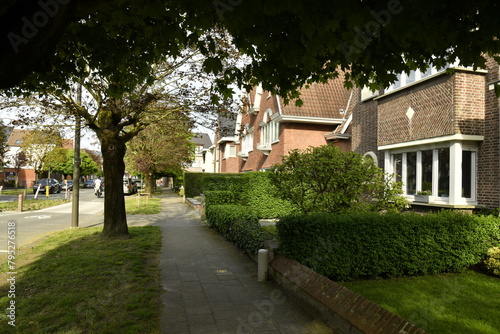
[[384, 140, 478, 205]]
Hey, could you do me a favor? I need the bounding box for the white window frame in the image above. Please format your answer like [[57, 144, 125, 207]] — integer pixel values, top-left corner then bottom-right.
[[224, 144, 236, 159], [385, 60, 460, 93], [384, 140, 478, 206], [240, 129, 254, 156]]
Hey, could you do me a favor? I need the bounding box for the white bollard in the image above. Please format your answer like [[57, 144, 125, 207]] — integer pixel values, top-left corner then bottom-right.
[[258, 249, 269, 282]]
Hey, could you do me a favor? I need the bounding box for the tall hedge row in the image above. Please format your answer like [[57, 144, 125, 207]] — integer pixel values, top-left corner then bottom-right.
[[277, 211, 500, 281], [184, 172, 244, 198], [201, 172, 298, 219]]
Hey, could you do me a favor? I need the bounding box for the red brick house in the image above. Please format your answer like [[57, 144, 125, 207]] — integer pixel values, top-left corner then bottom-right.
[[234, 75, 352, 172], [220, 58, 500, 210], [2, 129, 74, 188], [345, 58, 500, 209]]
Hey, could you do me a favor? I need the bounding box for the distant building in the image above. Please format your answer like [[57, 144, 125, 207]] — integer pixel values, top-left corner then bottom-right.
[[187, 133, 213, 172]]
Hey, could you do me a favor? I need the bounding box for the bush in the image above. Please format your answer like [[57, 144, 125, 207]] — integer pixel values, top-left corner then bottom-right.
[[203, 174, 248, 193], [201, 173, 297, 219], [205, 205, 263, 254], [277, 211, 500, 281], [269, 145, 407, 214], [484, 247, 500, 276], [204, 190, 238, 206], [183, 172, 206, 198], [241, 172, 299, 218]]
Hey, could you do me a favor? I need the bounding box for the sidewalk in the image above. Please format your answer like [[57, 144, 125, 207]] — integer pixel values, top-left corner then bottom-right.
[[156, 190, 334, 334]]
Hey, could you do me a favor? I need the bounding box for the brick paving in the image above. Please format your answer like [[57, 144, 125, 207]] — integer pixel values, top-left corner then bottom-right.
[[156, 190, 334, 334]]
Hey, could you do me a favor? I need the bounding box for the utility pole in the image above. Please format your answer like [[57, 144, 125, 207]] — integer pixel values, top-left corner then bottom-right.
[[71, 83, 82, 228]]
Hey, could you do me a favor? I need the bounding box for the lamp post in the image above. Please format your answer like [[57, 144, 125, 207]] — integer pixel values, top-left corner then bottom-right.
[[71, 84, 81, 228]]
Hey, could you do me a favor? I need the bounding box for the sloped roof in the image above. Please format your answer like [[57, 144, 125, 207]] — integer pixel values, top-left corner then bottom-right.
[[191, 133, 212, 148], [217, 112, 238, 137], [6, 129, 74, 148], [62, 139, 74, 149], [281, 75, 352, 119], [6, 129, 31, 146]]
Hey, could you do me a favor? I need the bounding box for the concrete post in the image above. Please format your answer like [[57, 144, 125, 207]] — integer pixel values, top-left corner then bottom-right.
[[258, 249, 269, 281], [17, 194, 23, 212]]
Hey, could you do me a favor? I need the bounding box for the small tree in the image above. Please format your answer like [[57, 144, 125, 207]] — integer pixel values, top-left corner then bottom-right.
[[54, 149, 99, 179], [20, 128, 65, 178], [125, 111, 195, 195], [269, 145, 407, 214]]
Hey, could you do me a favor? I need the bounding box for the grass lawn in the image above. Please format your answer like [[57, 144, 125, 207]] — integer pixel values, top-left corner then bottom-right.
[[0, 198, 69, 212], [341, 270, 500, 334], [125, 197, 162, 215], [0, 189, 29, 196], [0, 226, 162, 334]]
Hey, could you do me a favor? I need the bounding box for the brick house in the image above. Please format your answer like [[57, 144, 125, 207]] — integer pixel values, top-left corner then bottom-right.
[[234, 75, 352, 172], [221, 58, 500, 210], [346, 58, 500, 209], [2, 129, 74, 188], [214, 112, 240, 173]]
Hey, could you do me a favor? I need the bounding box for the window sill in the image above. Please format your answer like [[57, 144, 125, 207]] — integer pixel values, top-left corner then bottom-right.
[[410, 202, 478, 209]]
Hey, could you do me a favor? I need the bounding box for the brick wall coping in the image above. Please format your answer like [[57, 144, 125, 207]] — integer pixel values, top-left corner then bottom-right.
[[269, 254, 427, 334]]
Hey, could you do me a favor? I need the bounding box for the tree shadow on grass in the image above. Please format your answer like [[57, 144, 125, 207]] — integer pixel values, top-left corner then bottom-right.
[[0, 226, 161, 334]]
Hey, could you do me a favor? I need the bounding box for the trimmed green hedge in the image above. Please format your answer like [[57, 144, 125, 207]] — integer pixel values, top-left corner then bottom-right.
[[203, 174, 248, 193], [183, 172, 206, 198], [206, 204, 264, 254], [204, 190, 238, 206], [184, 172, 246, 198], [202, 172, 298, 219], [277, 211, 500, 281], [243, 172, 299, 219]]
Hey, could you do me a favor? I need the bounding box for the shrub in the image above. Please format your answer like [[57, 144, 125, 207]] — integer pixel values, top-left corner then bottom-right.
[[241, 172, 299, 218], [484, 247, 500, 276], [203, 174, 248, 193], [205, 205, 263, 254], [277, 211, 500, 281], [204, 190, 238, 206], [183, 172, 206, 198], [269, 145, 407, 214]]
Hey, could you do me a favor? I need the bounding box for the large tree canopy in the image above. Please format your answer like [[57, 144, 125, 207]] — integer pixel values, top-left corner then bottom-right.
[[1, 0, 499, 98]]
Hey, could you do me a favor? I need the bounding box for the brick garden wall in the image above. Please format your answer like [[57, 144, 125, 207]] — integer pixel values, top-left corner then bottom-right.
[[269, 255, 427, 334]]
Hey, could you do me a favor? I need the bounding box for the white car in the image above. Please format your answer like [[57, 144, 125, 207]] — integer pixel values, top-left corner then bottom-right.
[[123, 179, 137, 195]]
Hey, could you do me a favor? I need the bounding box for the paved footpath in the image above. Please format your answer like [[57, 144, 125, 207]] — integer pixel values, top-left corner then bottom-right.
[[157, 191, 334, 334]]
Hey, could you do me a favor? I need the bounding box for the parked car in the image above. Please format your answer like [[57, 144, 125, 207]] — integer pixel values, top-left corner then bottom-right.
[[61, 180, 73, 191], [83, 179, 95, 188], [33, 178, 61, 194], [123, 179, 138, 195]]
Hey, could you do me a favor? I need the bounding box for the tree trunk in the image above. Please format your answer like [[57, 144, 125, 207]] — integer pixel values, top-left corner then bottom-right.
[[145, 172, 156, 198], [100, 137, 129, 238]]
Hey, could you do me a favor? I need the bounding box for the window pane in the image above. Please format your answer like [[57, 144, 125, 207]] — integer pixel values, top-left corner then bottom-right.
[[393, 74, 401, 89], [421, 150, 433, 193], [438, 148, 449, 197], [462, 151, 472, 198], [406, 152, 416, 195], [393, 153, 402, 183], [421, 67, 432, 78], [406, 71, 416, 85]]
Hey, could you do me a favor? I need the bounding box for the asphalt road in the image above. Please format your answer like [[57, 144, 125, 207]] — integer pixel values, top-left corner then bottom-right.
[[0, 188, 105, 252]]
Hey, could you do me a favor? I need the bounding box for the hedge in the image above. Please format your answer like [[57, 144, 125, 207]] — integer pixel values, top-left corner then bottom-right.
[[204, 190, 238, 206], [277, 211, 500, 281], [242, 172, 299, 218], [183, 172, 206, 198], [205, 204, 264, 254], [202, 172, 298, 219], [183, 172, 246, 198]]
